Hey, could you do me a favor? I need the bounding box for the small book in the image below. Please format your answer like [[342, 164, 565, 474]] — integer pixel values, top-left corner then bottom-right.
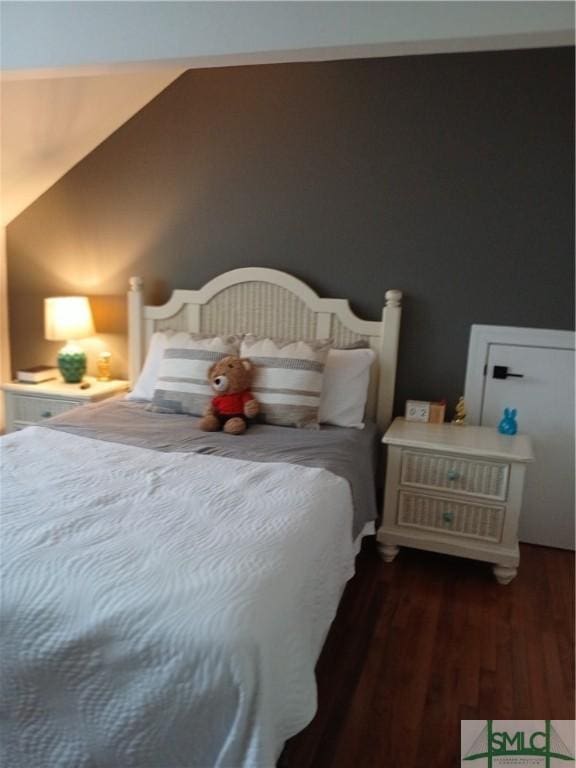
[[16, 366, 59, 384]]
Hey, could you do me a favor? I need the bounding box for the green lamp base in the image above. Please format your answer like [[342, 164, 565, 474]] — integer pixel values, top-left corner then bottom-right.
[[58, 350, 87, 383]]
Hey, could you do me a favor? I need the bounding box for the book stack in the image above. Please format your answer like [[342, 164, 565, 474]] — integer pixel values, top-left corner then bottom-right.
[[16, 366, 59, 384]]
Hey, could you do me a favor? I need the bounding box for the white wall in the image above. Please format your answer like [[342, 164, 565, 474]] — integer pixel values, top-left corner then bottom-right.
[[3, 1, 573, 76], [0, 228, 10, 430]]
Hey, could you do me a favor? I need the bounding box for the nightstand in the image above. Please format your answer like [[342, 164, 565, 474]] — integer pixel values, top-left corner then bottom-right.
[[2, 377, 129, 433], [377, 417, 534, 584]]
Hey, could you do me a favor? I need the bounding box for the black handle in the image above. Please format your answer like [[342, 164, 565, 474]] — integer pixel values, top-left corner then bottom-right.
[[492, 365, 524, 380]]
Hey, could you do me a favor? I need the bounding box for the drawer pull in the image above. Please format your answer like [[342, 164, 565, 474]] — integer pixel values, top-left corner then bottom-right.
[[447, 469, 460, 481], [41, 411, 52, 418], [442, 512, 454, 524]]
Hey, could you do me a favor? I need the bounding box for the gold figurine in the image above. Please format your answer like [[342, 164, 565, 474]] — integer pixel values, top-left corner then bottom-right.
[[452, 396, 467, 425], [97, 351, 112, 381]]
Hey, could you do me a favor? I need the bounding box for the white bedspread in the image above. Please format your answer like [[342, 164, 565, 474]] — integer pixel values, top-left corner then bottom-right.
[[0, 427, 356, 768]]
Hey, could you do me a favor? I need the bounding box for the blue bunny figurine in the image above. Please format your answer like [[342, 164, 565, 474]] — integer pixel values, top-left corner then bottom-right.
[[498, 407, 518, 435]]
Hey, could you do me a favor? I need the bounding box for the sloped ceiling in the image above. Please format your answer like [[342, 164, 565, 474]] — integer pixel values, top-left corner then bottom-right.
[[1, 69, 183, 225], [1, 1, 573, 225]]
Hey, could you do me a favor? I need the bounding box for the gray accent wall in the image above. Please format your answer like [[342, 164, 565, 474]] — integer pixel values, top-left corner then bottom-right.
[[7, 47, 575, 415]]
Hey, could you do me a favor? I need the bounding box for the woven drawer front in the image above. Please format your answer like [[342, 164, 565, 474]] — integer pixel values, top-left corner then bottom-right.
[[397, 491, 504, 542], [11, 396, 82, 422], [401, 451, 509, 500]]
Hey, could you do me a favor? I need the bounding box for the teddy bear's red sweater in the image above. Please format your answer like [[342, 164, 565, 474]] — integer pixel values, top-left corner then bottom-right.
[[212, 391, 254, 415]]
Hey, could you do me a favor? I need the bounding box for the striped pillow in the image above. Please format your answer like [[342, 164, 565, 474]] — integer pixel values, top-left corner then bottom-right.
[[147, 333, 241, 416], [240, 334, 332, 428]]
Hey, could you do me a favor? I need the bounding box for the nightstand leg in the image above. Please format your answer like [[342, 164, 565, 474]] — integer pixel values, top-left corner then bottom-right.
[[378, 543, 400, 563], [493, 564, 518, 585]]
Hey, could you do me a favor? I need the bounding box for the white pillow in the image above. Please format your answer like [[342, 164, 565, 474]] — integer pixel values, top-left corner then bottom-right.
[[319, 348, 375, 429], [126, 331, 170, 401]]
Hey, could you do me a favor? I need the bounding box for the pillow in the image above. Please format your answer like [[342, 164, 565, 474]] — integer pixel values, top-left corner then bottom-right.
[[319, 348, 375, 428], [147, 333, 241, 416], [126, 331, 170, 401], [240, 334, 332, 428]]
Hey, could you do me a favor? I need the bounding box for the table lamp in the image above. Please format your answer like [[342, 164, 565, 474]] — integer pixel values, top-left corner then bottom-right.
[[44, 296, 95, 383]]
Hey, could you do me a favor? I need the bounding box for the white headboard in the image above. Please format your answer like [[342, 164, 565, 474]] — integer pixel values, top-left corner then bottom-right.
[[128, 267, 402, 430]]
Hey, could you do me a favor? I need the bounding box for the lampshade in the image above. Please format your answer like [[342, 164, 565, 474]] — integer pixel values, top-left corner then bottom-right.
[[44, 297, 95, 341]]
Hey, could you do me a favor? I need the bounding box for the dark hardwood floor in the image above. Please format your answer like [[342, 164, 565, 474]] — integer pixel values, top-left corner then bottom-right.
[[281, 538, 575, 768]]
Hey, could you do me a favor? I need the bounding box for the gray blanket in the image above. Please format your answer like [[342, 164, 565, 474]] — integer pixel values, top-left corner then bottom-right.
[[45, 398, 378, 538]]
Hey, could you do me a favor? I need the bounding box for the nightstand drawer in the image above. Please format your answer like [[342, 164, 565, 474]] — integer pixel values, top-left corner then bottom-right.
[[400, 450, 509, 501], [397, 490, 504, 543], [10, 395, 82, 422]]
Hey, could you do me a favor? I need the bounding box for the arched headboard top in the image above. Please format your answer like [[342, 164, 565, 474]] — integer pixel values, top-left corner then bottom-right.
[[128, 268, 402, 430]]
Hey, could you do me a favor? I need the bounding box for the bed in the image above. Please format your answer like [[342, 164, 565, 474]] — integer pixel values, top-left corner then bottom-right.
[[0, 268, 402, 767]]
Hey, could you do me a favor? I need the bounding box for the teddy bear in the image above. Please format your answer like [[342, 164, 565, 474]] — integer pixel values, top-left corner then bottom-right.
[[198, 355, 260, 435]]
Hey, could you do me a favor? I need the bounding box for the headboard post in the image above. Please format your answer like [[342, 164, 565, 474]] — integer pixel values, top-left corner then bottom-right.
[[128, 276, 144, 387], [377, 289, 402, 431]]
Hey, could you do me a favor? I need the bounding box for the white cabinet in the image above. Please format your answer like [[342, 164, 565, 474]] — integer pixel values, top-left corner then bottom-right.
[[2, 377, 129, 432], [377, 418, 534, 584]]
